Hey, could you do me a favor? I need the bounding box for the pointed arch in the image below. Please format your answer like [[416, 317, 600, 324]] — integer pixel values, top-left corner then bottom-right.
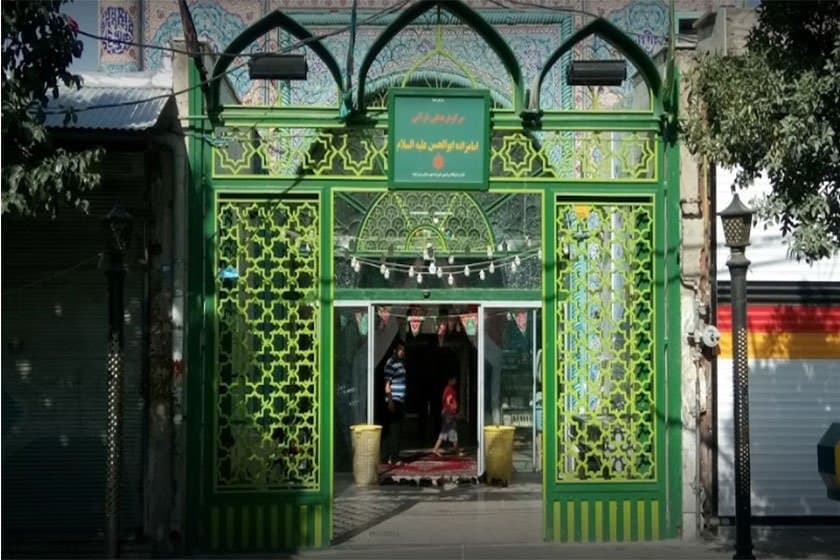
[[208, 11, 344, 115], [356, 0, 524, 112], [363, 71, 512, 112], [531, 18, 662, 112]]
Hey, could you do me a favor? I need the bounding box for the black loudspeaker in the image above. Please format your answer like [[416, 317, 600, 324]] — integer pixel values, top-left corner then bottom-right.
[[248, 54, 308, 80], [566, 60, 627, 86]]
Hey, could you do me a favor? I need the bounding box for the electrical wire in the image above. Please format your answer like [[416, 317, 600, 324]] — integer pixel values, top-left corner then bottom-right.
[[46, 0, 411, 115], [77, 28, 198, 56], [1, 253, 103, 296], [44, 0, 670, 115], [44, 58, 251, 114], [55, 0, 674, 116]]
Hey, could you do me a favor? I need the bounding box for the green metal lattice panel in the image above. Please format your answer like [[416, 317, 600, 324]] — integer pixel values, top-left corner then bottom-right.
[[210, 126, 657, 183], [554, 198, 656, 483], [214, 195, 321, 491]]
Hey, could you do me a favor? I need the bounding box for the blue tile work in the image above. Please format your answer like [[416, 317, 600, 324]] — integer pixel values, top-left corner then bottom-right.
[[99, 0, 142, 72], [97, 0, 683, 105], [100, 0, 668, 108]]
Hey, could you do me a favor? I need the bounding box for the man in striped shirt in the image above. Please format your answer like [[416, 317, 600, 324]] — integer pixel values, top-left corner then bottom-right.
[[383, 340, 407, 465]]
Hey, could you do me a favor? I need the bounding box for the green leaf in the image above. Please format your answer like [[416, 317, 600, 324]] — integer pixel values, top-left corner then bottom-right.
[[2, 0, 103, 218], [682, 2, 840, 262]]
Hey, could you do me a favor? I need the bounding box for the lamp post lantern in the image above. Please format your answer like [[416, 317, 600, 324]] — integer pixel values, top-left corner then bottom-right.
[[719, 193, 755, 560], [103, 206, 133, 558]]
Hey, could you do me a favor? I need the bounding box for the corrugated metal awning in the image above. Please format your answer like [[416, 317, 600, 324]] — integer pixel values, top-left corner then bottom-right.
[[44, 86, 173, 131]]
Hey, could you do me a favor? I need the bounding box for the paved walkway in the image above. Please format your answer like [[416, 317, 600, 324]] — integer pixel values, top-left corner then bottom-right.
[[331, 472, 542, 544], [297, 474, 840, 560]]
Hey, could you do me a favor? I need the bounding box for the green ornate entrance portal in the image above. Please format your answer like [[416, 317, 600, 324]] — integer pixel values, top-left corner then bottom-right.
[[187, 1, 681, 553]]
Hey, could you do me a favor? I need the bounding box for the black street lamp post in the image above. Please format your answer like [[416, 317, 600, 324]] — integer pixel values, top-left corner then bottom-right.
[[719, 193, 755, 560], [103, 206, 133, 558]]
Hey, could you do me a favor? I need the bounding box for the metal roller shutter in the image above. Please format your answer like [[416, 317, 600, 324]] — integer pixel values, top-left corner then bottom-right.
[[2, 151, 149, 542]]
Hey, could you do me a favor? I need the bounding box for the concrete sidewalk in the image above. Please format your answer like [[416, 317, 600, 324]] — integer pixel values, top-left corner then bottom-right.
[[303, 475, 840, 560], [288, 481, 840, 560], [293, 498, 725, 559], [290, 525, 840, 560]]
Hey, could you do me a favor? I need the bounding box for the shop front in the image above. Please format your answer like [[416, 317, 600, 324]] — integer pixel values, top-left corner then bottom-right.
[[185, 2, 681, 553]]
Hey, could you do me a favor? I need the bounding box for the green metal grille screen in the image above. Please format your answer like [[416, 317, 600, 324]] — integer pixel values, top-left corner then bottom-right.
[[555, 198, 655, 482], [211, 128, 656, 182], [215, 195, 321, 490]]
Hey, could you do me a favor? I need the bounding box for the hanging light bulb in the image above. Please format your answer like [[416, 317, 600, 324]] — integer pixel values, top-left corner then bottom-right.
[[479, 270, 486, 280], [417, 273, 423, 284], [448, 274, 454, 286], [448, 255, 455, 264], [351, 256, 358, 268], [464, 265, 471, 277], [486, 246, 493, 258], [408, 265, 415, 278], [514, 255, 521, 266], [429, 261, 437, 275], [384, 267, 390, 280], [437, 267, 443, 278], [489, 262, 495, 274], [354, 261, 361, 273], [511, 262, 518, 273], [537, 249, 542, 260], [380, 263, 386, 275], [497, 242, 504, 252], [526, 236, 532, 248]]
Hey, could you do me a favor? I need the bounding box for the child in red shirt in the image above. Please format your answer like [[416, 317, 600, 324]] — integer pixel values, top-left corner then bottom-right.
[[432, 374, 458, 456]]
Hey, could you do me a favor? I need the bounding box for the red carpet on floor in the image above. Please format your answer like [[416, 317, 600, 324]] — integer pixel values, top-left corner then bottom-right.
[[378, 452, 477, 480]]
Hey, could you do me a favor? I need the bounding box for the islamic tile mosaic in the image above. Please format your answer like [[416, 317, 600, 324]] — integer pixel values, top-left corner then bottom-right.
[[99, 0, 141, 72], [124, 0, 691, 107], [143, 1, 264, 101], [102, 6, 134, 54]]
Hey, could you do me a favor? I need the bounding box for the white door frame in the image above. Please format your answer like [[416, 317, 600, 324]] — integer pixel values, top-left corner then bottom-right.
[[480, 302, 542, 475], [335, 299, 541, 476]]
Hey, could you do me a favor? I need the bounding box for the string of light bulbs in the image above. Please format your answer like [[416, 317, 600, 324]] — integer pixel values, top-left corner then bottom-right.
[[347, 245, 542, 285]]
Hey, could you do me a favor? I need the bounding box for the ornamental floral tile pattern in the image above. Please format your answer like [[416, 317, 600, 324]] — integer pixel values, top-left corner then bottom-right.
[[143, 0, 264, 100], [359, 24, 515, 105], [604, 0, 670, 56], [272, 29, 344, 107], [119, 0, 719, 105]]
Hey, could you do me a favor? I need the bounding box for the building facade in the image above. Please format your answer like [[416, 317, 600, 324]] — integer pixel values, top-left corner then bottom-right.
[[175, 1, 687, 552], [13, 0, 838, 557]]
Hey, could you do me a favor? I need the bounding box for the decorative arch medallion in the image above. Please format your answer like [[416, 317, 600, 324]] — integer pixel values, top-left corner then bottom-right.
[[355, 191, 495, 256]]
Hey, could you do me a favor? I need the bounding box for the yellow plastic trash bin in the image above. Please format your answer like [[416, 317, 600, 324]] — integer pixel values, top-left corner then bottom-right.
[[350, 424, 381, 486], [484, 425, 515, 486]]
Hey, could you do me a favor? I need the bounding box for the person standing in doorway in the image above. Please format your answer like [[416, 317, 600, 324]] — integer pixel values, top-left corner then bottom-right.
[[432, 373, 458, 456], [383, 340, 407, 465]]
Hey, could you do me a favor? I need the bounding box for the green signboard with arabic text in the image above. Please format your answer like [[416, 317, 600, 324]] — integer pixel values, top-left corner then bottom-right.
[[388, 88, 490, 190]]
